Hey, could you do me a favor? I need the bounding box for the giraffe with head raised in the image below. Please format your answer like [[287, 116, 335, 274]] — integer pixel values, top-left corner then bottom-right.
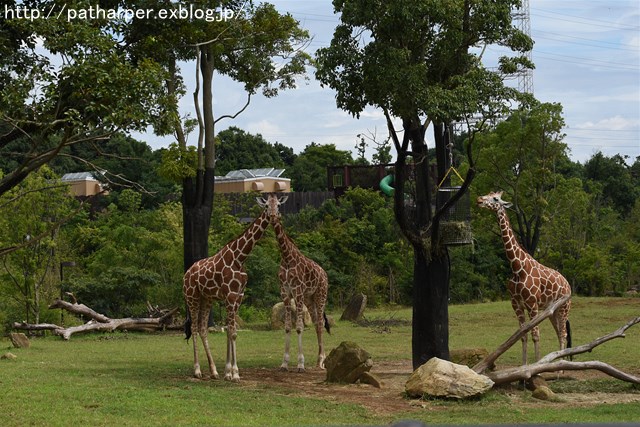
[[183, 194, 279, 381], [262, 194, 330, 372], [477, 191, 572, 365]]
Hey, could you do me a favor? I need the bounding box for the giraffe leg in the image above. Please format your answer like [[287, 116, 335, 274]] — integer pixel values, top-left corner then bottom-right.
[[314, 303, 325, 369], [528, 304, 541, 362], [280, 296, 292, 371], [510, 295, 529, 366], [198, 300, 219, 379], [186, 299, 204, 379], [224, 296, 241, 382], [191, 322, 202, 378], [294, 294, 305, 373]]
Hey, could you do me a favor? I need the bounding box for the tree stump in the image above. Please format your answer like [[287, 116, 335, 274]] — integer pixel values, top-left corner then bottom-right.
[[340, 293, 367, 322]]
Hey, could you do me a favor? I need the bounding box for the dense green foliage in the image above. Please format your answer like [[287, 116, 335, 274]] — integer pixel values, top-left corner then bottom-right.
[[0, 139, 638, 332]]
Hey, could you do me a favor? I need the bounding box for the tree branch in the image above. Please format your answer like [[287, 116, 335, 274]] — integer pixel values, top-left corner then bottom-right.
[[214, 92, 253, 124], [14, 299, 179, 340], [487, 360, 640, 385], [473, 294, 571, 374]]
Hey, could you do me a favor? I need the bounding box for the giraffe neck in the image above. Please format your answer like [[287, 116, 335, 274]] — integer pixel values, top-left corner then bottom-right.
[[496, 207, 528, 273], [232, 209, 270, 264], [272, 217, 298, 265]]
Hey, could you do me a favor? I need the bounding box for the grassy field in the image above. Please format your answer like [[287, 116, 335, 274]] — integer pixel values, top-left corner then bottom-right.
[[1, 296, 639, 426]]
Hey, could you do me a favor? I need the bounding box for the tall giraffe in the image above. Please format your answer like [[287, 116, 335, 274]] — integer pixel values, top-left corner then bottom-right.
[[477, 191, 572, 365], [183, 195, 277, 381], [264, 194, 330, 372]]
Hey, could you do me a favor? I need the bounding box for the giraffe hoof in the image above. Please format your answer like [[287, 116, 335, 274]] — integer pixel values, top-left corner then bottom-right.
[[297, 367, 305, 373], [224, 373, 240, 382], [211, 372, 220, 380], [279, 365, 289, 372]]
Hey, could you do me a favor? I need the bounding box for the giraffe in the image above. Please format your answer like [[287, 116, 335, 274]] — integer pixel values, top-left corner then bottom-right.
[[182, 195, 278, 381], [263, 194, 330, 372], [477, 191, 572, 365]]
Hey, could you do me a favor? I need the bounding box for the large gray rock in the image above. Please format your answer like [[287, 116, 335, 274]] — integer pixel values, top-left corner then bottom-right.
[[405, 357, 494, 399], [270, 302, 312, 330], [340, 293, 367, 321], [10, 332, 30, 349], [325, 341, 373, 384]]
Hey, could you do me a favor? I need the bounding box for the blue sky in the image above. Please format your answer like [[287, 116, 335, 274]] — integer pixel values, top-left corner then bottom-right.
[[146, 0, 640, 165]]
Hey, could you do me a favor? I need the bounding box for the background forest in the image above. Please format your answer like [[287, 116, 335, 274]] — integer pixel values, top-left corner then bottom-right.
[[0, 122, 638, 333]]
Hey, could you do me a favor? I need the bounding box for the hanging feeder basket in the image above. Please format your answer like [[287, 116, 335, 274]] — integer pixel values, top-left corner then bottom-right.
[[436, 186, 473, 246]]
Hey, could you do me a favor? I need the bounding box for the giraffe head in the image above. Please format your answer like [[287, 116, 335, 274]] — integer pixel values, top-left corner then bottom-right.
[[256, 193, 288, 223], [477, 191, 513, 211]]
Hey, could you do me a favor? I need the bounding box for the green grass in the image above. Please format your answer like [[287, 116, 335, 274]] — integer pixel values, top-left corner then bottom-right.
[[1, 296, 639, 426]]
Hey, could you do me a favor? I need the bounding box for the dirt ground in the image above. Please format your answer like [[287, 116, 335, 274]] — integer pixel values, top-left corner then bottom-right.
[[228, 360, 640, 416]]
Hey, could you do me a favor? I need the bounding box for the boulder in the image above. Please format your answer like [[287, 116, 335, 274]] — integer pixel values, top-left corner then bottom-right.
[[340, 293, 367, 321], [325, 341, 373, 384], [270, 302, 312, 330], [450, 348, 489, 368], [10, 332, 30, 349], [532, 385, 555, 400], [1, 352, 17, 360], [526, 374, 549, 391], [405, 357, 494, 399]]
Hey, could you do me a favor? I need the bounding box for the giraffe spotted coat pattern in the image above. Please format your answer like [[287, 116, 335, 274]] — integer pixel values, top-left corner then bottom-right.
[[183, 196, 276, 381], [261, 194, 330, 372], [477, 191, 572, 364]]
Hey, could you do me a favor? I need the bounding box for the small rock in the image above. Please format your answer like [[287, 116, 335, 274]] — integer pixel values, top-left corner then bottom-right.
[[358, 371, 382, 388], [526, 374, 549, 391], [532, 385, 555, 400], [405, 357, 494, 399], [1, 352, 17, 360], [10, 332, 30, 349], [270, 302, 312, 330], [450, 348, 489, 368]]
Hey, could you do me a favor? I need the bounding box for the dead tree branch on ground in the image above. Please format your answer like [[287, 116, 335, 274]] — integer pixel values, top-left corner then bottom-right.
[[472, 294, 571, 374], [12, 298, 179, 340], [472, 295, 640, 386]]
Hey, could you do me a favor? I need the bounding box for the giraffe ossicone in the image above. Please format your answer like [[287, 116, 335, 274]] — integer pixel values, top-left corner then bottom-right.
[[262, 193, 330, 372], [477, 191, 572, 365], [183, 194, 280, 381]]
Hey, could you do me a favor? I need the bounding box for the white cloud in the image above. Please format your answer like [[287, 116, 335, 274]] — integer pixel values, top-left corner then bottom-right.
[[245, 119, 283, 137], [575, 116, 639, 131]]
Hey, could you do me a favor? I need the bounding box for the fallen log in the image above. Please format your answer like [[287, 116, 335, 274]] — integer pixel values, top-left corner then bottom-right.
[[472, 294, 571, 374], [472, 298, 640, 386], [486, 359, 640, 385], [13, 299, 179, 340]]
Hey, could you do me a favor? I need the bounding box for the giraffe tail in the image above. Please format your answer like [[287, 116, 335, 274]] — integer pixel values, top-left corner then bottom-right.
[[323, 311, 331, 335], [184, 311, 192, 342], [566, 319, 572, 360]]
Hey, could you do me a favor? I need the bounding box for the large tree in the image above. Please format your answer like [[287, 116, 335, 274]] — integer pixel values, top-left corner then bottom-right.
[[0, 0, 168, 198], [474, 102, 568, 254], [125, 1, 310, 272], [316, 0, 533, 368]]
